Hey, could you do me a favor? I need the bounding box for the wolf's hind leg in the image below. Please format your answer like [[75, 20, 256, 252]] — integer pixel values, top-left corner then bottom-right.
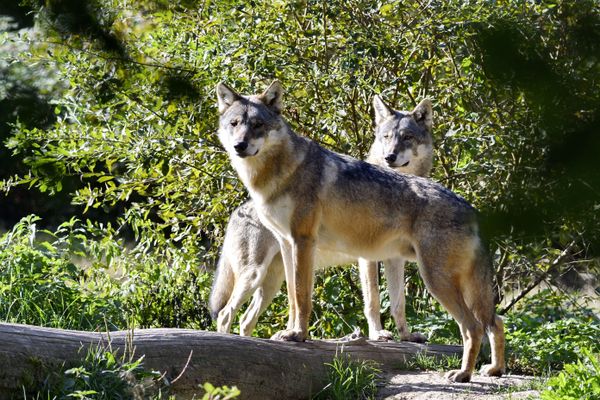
[[416, 250, 484, 383], [447, 314, 484, 383], [384, 258, 426, 343], [239, 253, 285, 336], [217, 264, 268, 335], [480, 315, 505, 377]]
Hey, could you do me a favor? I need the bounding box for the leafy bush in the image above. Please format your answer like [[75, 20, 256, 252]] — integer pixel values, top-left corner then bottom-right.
[[311, 266, 367, 339], [0, 215, 213, 331], [507, 317, 600, 375], [406, 307, 462, 345], [540, 349, 600, 400], [0, 215, 125, 330], [5, 0, 598, 274], [505, 290, 600, 375]]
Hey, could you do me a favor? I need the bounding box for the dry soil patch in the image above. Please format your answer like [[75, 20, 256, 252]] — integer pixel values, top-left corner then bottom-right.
[[376, 371, 540, 399]]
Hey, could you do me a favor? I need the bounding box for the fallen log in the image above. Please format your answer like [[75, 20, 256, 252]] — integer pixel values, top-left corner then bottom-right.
[[1, 323, 462, 399]]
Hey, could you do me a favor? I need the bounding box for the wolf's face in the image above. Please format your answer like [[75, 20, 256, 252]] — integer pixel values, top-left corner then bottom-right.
[[372, 96, 433, 170], [216, 81, 284, 158]]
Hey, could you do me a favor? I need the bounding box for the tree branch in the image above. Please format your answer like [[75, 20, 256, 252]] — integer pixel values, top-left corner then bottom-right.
[[499, 240, 577, 315]]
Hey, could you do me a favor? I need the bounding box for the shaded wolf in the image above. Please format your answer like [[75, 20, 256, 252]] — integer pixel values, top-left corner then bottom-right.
[[214, 80, 505, 382], [210, 95, 434, 342]]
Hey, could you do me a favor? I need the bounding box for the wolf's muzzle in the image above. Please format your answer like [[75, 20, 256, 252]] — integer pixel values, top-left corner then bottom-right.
[[385, 154, 397, 164], [234, 141, 248, 154]]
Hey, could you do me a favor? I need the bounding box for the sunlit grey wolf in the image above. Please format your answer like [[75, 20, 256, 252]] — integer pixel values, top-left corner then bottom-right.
[[210, 95, 434, 342], [214, 80, 505, 382]]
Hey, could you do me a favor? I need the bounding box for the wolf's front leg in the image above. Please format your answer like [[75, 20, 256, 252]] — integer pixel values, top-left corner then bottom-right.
[[278, 239, 296, 331], [384, 258, 426, 343], [271, 236, 315, 342]]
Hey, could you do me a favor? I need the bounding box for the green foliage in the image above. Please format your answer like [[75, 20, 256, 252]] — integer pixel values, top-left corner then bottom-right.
[[401, 289, 600, 376], [0, 215, 213, 331], [314, 352, 381, 400], [0, 215, 125, 330], [311, 266, 367, 339], [28, 343, 171, 400], [200, 382, 240, 400], [6, 0, 599, 257], [22, 338, 240, 400], [407, 307, 462, 345], [540, 349, 600, 400], [504, 290, 600, 375]]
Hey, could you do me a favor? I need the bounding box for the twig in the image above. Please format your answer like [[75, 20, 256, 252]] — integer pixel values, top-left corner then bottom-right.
[[33, 39, 198, 74], [499, 240, 577, 315], [170, 349, 193, 384], [494, 246, 510, 304]]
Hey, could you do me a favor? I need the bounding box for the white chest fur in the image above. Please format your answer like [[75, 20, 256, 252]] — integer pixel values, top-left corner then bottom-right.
[[253, 194, 295, 241]]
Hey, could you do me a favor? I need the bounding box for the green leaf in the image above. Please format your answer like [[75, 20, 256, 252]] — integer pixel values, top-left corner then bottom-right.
[[97, 176, 114, 183]]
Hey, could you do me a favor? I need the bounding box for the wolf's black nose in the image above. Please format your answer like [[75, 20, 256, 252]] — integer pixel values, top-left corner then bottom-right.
[[385, 154, 397, 163], [234, 141, 248, 152]]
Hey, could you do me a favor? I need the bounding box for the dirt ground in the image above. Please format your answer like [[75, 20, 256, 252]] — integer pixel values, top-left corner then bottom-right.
[[376, 371, 540, 400]]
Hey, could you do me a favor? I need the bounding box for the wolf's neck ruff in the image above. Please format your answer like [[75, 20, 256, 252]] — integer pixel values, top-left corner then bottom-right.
[[230, 126, 309, 203]]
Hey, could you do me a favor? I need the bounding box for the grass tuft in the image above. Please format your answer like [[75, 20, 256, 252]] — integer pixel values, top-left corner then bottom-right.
[[398, 352, 462, 372], [314, 351, 381, 400]]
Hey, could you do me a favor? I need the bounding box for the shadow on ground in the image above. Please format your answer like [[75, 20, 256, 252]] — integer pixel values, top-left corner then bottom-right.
[[376, 371, 540, 400]]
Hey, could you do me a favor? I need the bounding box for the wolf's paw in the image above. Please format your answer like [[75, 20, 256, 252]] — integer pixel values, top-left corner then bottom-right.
[[216, 310, 233, 334], [400, 331, 427, 343], [480, 364, 504, 377], [445, 369, 472, 383], [270, 329, 306, 342], [369, 329, 394, 341]]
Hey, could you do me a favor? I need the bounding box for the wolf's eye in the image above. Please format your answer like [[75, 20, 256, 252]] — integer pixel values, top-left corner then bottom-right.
[[403, 135, 413, 141], [230, 120, 239, 127], [253, 120, 264, 129]]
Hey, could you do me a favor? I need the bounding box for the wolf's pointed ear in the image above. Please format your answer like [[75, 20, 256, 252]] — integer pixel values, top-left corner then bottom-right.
[[373, 95, 394, 125], [216, 82, 241, 114], [412, 99, 433, 131], [259, 80, 284, 113]]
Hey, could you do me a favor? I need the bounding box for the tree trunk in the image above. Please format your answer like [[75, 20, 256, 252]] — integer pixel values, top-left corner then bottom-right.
[[1, 323, 461, 399]]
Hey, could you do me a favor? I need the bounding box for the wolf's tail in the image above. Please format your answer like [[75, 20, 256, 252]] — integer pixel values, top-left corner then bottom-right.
[[209, 255, 234, 320]]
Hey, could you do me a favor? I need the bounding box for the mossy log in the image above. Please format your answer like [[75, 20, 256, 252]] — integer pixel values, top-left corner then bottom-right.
[[1, 323, 461, 399]]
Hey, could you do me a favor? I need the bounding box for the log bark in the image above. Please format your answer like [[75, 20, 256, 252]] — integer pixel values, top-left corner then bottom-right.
[[1, 323, 461, 399]]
